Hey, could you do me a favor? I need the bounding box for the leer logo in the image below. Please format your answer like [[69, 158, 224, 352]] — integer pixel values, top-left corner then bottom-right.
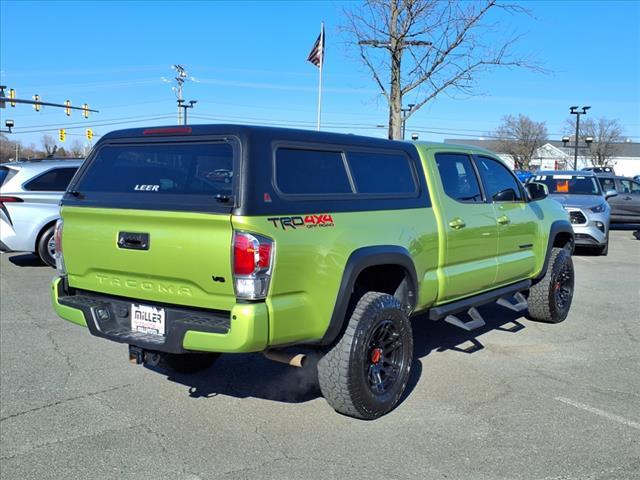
[[268, 214, 335, 230]]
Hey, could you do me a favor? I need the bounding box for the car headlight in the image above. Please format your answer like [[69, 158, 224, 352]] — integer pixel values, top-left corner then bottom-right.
[[589, 203, 607, 213]]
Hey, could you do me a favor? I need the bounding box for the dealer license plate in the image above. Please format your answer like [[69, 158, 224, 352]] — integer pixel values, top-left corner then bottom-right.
[[131, 303, 166, 336]]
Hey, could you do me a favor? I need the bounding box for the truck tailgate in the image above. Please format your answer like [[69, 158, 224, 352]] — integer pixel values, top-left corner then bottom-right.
[[62, 206, 235, 311]]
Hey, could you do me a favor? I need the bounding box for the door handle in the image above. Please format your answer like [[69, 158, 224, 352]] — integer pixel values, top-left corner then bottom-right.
[[118, 232, 150, 250], [497, 215, 511, 225], [449, 218, 466, 230]]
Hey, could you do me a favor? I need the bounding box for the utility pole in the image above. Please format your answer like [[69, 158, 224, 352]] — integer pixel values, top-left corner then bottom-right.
[[569, 106, 591, 170], [163, 65, 198, 125]]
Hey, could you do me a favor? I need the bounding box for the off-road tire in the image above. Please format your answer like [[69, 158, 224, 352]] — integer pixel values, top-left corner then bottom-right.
[[161, 352, 220, 373], [317, 292, 413, 420], [527, 247, 574, 323], [37, 225, 56, 268]]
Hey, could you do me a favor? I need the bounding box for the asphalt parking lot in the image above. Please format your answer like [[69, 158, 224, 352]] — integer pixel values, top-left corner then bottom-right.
[[1, 230, 639, 480]]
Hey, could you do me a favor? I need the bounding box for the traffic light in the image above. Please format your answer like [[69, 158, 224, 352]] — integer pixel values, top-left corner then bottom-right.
[[82, 104, 89, 119], [65, 100, 71, 116], [59, 128, 66, 142], [9, 89, 16, 107], [86, 128, 93, 140], [33, 94, 41, 112]]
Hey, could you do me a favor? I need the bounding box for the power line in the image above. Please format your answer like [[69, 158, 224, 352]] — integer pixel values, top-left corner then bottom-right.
[[12, 115, 176, 134]]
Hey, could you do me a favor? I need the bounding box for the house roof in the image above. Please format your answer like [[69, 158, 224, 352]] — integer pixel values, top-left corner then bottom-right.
[[444, 139, 640, 157]]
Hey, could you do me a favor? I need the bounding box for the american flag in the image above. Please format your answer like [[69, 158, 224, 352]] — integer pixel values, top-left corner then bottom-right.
[[307, 25, 325, 68]]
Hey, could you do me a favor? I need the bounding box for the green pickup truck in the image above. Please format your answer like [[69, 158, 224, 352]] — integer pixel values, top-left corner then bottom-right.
[[51, 125, 574, 419]]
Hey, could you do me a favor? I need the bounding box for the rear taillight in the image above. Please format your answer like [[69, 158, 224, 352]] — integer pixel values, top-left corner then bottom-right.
[[54, 219, 66, 275], [0, 196, 23, 207], [232, 231, 274, 300]]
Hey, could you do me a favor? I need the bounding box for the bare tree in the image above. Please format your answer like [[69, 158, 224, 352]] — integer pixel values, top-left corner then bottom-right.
[[0, 134, 18, 163], [41, 135, 58, 157], [494, 114, 547, 170], [343, 0, 542, 139], [564, 117, 624, 167], [69, 139, 85, 158]]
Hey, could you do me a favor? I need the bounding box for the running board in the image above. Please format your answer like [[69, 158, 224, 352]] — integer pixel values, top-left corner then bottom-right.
[[428, 280, 531, 321], [444, 307, 486, 331], [496, 292, 528, 312]]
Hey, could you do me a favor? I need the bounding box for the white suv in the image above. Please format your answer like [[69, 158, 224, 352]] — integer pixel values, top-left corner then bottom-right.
[[1, 159, 82, 266]]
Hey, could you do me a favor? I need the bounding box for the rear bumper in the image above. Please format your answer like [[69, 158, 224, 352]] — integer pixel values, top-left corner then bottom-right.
[[51, 277, 268, 354]]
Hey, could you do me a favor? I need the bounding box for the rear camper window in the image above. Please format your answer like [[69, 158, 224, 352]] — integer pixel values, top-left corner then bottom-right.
[[275, 148, 353, 195], [72, 142, 235, 212]]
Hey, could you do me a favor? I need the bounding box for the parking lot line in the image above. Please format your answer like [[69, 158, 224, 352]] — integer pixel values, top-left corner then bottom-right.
[[555, 396, 640, 430], [573, 256, 596, 264]]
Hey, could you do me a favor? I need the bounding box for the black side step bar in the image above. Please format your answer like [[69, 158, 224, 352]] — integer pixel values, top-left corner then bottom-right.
[[428, 280, 531, 321]]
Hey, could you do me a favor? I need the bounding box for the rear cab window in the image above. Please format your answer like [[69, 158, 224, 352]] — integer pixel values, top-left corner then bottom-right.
[[68, 140, 237, 212]]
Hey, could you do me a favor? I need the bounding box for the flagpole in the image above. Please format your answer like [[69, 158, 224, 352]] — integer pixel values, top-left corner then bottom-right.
[[316, 22, 324, 131]]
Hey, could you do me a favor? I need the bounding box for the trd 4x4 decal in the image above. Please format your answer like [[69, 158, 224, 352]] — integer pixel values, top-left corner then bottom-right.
[[268, 214, 335, 230]]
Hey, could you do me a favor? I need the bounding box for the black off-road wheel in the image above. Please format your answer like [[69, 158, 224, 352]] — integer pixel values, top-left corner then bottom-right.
[[37, 225, 56, 268], [160, 352, 220, 373], [527, 247, 574, 323], [317, 292, 413, 420]]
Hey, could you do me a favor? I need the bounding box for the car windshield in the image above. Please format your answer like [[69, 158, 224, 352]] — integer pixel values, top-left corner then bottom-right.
[[532, 174, 601, 195]]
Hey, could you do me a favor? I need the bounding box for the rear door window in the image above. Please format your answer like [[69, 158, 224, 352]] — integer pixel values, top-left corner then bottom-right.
[[347, 151, 417, 195], [24, 167, 78, 191], [72, 141, 236, 212], [275, 148, 353, 195], [435, 153, 483, 203]]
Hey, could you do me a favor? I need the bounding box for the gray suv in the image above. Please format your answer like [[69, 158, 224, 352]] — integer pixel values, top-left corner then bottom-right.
[[529, 170, 617, 255], [1, 159, 82, 266]]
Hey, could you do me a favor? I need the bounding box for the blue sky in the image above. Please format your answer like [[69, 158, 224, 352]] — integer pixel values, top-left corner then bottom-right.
[[1, 0, 639, 148]]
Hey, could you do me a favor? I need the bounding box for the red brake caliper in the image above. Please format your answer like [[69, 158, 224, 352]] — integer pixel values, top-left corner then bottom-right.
[[371, 348, 383, 364]]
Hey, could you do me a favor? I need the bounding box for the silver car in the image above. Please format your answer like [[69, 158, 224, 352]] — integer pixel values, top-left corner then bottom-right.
[[1, 159, 82, 266], [529, 170, 617, 255]]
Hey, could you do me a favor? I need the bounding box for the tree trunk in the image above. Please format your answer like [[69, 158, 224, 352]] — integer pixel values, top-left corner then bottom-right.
[[387, 1, 403, 140]]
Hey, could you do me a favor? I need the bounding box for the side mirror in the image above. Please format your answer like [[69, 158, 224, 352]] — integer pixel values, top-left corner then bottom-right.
[[604, 189, 618, 200], [493, 188, 517, 202], [526, 182, 548, 201]]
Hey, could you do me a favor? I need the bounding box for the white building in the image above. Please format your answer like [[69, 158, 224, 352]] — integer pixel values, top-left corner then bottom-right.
[[444, 139, 640, 177]]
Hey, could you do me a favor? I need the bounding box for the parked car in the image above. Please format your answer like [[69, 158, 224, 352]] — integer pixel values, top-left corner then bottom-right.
[[597, 176, 640, 223], [582, 166, 616, 176], [513, 169, 533, 183], [51, 125, 574, 419], [528, 170, 615, 255], [0, 159, 83, 266]]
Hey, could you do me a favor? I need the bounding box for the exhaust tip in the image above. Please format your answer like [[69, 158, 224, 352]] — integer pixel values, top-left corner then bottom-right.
[[263, 350, 307, 368]]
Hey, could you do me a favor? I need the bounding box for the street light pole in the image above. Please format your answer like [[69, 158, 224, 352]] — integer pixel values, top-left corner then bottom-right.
[[401, 103, 415, 140], [569, 106, 591, 170], [177, 100, 197, 126]]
